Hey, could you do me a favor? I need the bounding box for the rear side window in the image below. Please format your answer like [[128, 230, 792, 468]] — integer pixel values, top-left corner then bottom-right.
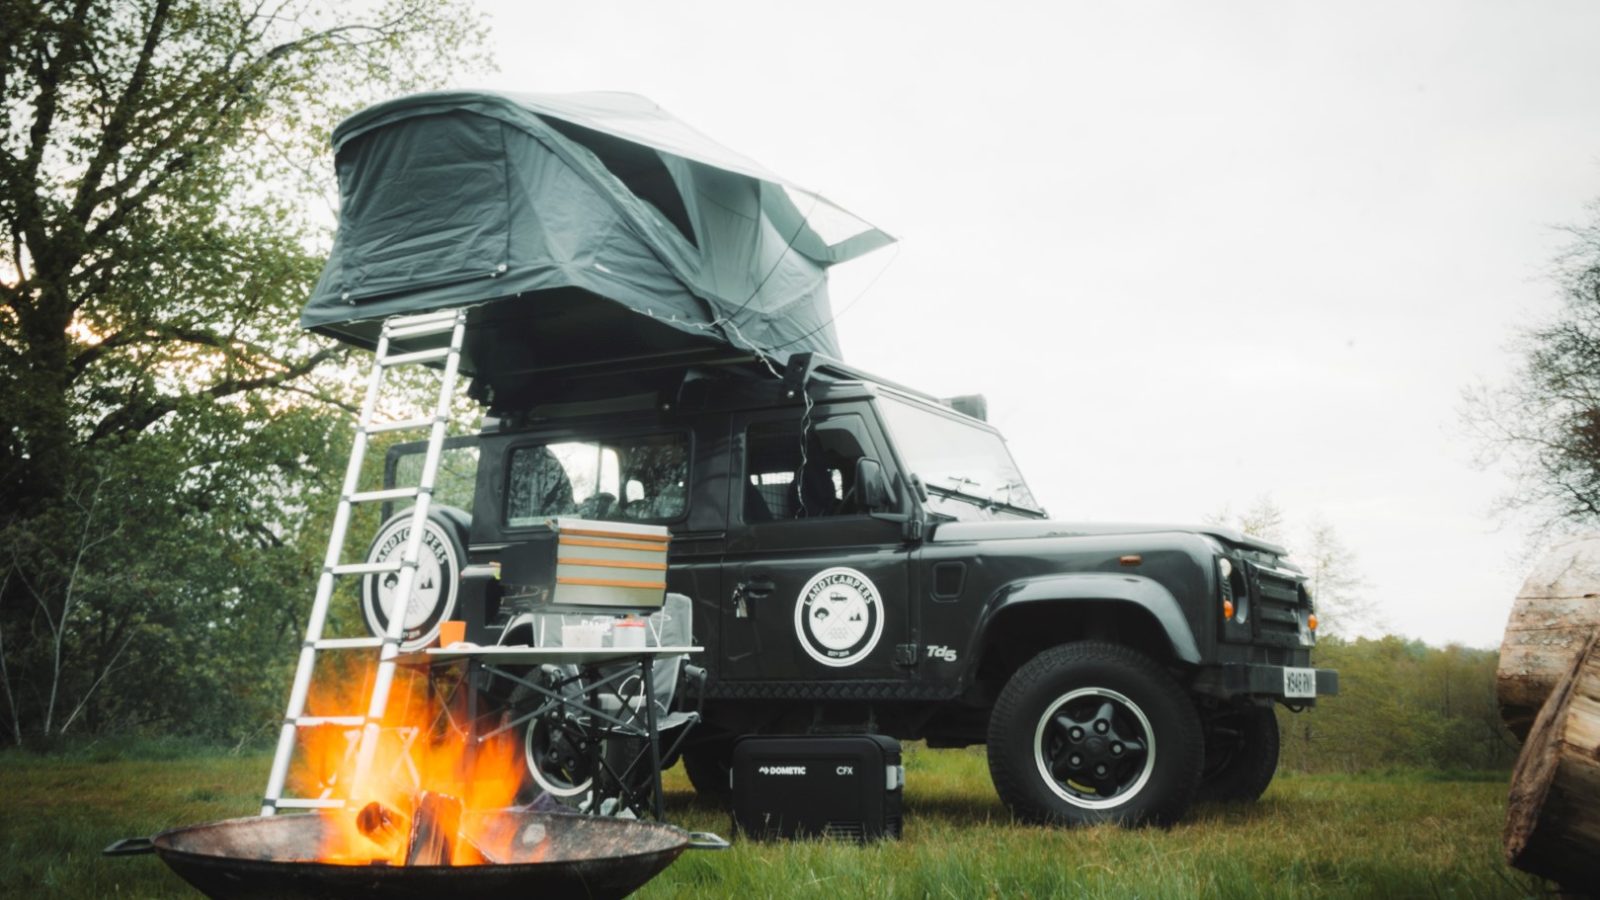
[[505, 433, 689, 526], [392, 444, 479, 513]]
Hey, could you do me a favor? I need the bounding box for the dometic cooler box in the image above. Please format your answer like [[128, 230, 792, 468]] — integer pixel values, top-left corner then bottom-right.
[[730, 735, 904, 842]]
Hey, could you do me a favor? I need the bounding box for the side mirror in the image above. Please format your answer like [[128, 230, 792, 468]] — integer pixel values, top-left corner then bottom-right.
[[855, 458, 892, 512]]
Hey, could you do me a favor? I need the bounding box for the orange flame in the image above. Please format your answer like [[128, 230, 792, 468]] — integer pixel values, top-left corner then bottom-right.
[[289, 659, 528, 866]]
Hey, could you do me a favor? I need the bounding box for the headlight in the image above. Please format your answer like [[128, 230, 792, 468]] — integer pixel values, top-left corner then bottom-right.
[[1217, 556, 1248, 623]]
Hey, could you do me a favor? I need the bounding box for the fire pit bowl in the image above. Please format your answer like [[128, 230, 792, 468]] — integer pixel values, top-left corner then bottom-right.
[[105, 809, 724, 899]]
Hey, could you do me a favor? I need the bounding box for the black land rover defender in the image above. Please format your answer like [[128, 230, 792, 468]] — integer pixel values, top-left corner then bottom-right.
[[382, 352, 1336, 827]]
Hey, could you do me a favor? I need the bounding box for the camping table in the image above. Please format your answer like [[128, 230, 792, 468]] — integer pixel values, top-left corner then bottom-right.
[[400, 645, 702, 821]]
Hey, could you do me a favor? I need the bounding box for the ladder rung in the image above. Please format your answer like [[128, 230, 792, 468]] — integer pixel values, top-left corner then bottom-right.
[[387, 309, 461, 328], [380, 347, 451, 367], [273, 798, 347, 810], [294, 715, 365, 727], [386, 318, 460, 339], [313, 637, 385, 650], [333, 560, 404, 576], [363, 416, 434, 435], [348, 487, 419, 504]]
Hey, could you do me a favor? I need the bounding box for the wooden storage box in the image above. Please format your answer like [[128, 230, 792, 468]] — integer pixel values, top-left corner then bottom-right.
[[499, 517, 669, 613]]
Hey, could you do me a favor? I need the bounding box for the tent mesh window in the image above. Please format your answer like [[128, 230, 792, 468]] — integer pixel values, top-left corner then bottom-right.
[[543, 118, 699, 248]]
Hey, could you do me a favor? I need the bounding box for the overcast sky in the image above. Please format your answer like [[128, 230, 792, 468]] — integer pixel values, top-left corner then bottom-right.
[[469, 0, 1600, 648]]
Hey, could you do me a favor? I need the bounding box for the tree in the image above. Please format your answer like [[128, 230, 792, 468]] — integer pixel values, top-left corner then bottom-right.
[[1297, 516, 1381, 639], [1208, 495, 1378, 638], [1465, 198, 1600, 532], [1213, 494, 1288, 546], [0, 0, 487, 743]]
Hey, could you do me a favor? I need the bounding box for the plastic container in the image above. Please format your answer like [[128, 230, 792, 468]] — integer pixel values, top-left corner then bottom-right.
[[612, 617, 648, 649], [561, 622, 604, 649]]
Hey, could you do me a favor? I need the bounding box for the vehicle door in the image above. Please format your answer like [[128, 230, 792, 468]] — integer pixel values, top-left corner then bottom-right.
[[719, 403, 912, 682]]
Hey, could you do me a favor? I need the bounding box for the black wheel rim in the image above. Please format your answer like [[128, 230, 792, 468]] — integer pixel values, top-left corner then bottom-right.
[[1033, 687, 1156, 809], [525, 715, 593, 798]]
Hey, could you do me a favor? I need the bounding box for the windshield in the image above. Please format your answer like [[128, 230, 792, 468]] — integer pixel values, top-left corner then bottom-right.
[[876, 394, 1044, 520]]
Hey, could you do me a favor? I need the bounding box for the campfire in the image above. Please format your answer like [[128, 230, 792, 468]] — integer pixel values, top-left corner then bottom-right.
[[290, 661, 533, 866]]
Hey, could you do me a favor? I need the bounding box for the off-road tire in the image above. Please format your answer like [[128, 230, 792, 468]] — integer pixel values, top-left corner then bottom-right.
[[986, 641, 1203, 827], [681, 739, 735, 805], [1196, 705, 1279, 804]]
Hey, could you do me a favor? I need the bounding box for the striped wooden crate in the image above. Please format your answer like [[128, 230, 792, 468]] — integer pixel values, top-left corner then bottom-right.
[[500, 517, 670, 613]]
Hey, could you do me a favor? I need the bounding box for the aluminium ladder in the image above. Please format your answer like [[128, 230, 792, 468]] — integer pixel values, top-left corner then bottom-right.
[[260, 308, 468, 816]]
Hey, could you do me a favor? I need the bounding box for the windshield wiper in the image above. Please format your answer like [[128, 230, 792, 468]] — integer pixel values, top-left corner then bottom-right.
[[925, 482, 1043, 517]]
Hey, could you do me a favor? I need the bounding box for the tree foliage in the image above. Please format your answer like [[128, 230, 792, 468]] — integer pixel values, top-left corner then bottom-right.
[[1278, 637, 1517, 774], [1208, 495, 1382, 638], [0, 0, 487, 743], [1466, 199, 1600, 530]]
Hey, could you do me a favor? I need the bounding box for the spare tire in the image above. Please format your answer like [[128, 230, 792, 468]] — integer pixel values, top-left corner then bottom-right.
[[360, 505, 471, 651]]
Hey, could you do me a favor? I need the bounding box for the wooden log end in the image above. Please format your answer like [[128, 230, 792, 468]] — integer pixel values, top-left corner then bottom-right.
[[1505, 628, 1600, 890]]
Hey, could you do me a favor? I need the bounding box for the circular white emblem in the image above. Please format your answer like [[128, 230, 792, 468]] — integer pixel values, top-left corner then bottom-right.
[[794, 567, 884, 668], [361, 516, 459, 650]]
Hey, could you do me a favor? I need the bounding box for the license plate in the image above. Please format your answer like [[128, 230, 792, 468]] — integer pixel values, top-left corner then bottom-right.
[[1283, 667, 1317, 698]]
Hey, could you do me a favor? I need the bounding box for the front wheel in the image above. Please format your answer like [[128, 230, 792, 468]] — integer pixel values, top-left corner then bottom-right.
[[986, 642, 1203, 827]]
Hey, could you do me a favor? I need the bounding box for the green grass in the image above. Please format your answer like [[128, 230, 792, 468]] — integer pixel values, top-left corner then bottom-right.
[[0, 745, 1549, 898]]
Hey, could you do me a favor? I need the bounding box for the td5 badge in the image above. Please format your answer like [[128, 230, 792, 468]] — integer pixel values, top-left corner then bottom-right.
[[794, 567, 884, 667]]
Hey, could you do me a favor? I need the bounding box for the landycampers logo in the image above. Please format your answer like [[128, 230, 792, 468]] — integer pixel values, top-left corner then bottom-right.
[[361, 514, 459, 650], [794, 567, 884, 667]]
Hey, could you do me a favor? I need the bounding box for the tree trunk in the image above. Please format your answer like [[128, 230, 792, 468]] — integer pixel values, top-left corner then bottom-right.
[[1498, 534, 1600, 739], [1504, 627, 1600, 890]]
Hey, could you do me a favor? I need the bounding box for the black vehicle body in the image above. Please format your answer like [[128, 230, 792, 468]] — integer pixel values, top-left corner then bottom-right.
[[390, 353, 1336, 753]]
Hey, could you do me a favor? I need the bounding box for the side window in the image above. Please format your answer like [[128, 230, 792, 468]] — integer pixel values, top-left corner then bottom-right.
[[389, 442, 479, 513], [742, 415, 873, 523], [505, 433, 689, 526]]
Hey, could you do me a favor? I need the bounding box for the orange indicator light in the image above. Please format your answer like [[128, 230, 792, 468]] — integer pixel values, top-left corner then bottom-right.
[[1223, 599, 1235, 620], [1308, 614, 1318, 631]]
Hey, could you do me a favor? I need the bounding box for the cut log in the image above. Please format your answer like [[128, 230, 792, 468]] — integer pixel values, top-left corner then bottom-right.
[[1504, 627, 1600, 889], [1498, 534, 1600, 739], [401, 791, 492, 867], [404, 791, 464, 867]]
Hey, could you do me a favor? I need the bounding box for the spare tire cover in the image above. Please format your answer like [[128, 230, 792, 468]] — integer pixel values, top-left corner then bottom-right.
[[361, 507, 468, 650]]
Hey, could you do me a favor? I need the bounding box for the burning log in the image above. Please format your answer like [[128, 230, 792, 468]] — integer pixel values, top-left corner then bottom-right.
[[1498, 534, 1600, 739], [355, 793, 497, 866], [1504, 627, 1600, 890], [355, 801, 409, 861]]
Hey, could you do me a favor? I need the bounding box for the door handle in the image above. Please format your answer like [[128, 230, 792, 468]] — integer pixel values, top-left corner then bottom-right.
[[741, 578, 777, 599]]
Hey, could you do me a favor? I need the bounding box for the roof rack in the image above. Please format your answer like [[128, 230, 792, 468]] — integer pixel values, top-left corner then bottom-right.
[[782, 352, 938, 403]]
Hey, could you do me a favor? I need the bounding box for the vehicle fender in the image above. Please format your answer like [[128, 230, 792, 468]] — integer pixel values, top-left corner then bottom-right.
[[976, 573, 1202, 665]]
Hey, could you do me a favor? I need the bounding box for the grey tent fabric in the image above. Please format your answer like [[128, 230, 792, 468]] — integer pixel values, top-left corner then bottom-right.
[[301, 90, 892, 366]]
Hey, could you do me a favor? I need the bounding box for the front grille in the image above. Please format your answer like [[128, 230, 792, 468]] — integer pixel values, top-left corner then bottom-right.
[[1249, 562, 1305, 647]]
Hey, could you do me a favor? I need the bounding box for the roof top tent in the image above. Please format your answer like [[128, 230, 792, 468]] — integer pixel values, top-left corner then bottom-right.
[[300, 90, 893, 410]]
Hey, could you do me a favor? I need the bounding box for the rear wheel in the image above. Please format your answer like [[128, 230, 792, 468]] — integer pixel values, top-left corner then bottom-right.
[[1197, 705, 1279, 804], [986, 642, 1203, 827], [523, 712, 595, 802], [681, 738, 735, 806]]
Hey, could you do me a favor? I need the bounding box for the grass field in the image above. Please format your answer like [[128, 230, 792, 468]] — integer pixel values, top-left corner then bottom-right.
[[0, 743, 1550, 899]]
